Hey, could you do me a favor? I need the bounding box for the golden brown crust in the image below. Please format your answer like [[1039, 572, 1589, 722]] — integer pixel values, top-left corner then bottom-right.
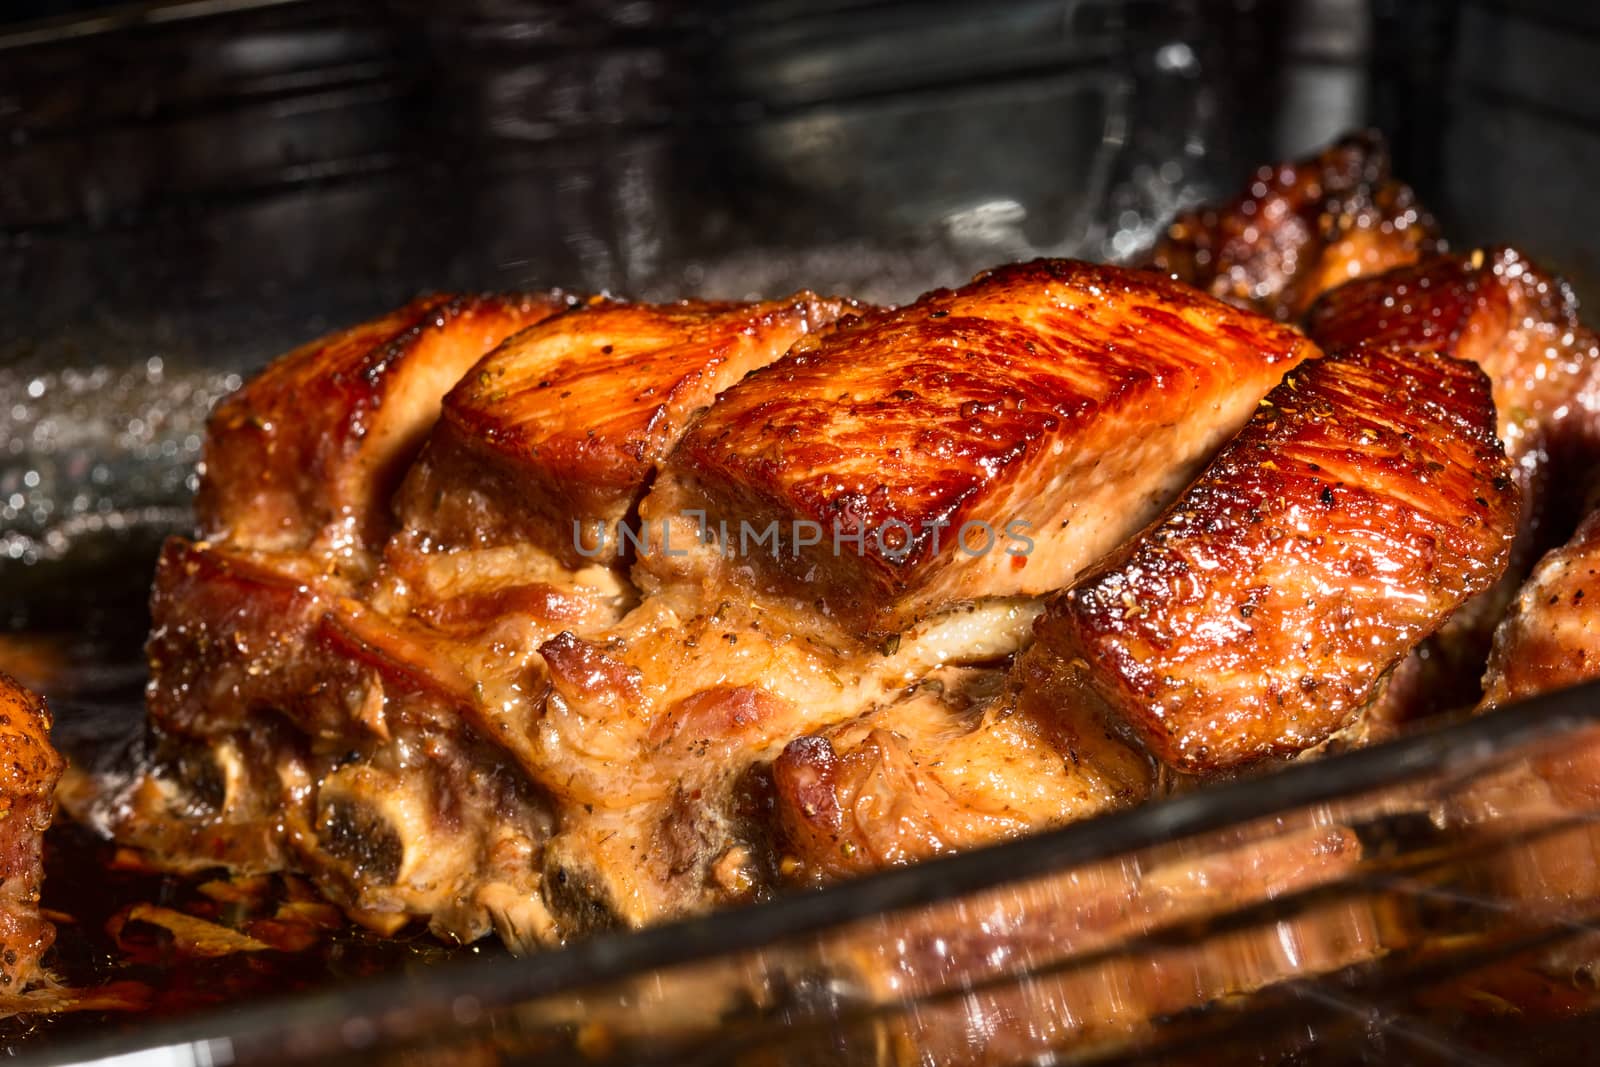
[[395, 294, 851, 566], [1035, 346, 1518, 772], [670, 258, 1317, 636], [0, 672, 63, 990], [1150, 131, 1441, 322], [1308, 248, 1600, 718], [197, 292, 574, 554]]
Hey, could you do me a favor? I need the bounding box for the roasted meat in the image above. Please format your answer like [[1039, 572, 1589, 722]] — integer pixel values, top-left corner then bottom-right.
[[198, 293, 574, 556], [73, 215, 1533, 1030], [1150, 131, 1441, 322], [1038, 345, 1516, 771], [395, 294, 851, 566], [668, 259, 1316, 635], [89, 260, 1339, 945], [770, 668, 1152, 880], [770, 345, 1517, 875], [1307, 248, 1600, 716], [0, 672, 63, 991], [1482, 507, 1600, 711]]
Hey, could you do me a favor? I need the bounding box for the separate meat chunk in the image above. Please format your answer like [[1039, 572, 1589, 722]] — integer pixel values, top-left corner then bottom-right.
[[1308, 248, 1600, 717], [1034, 345, 1516, 772], [197, 293, 574, 555], [1307, 248, 1600, 473], [1482, 508, 1600, 710], [395, 295, 851, 566], [1150, 131, 1441, 321], [667, 259, 1318, 636], [0, 673, 63, 991]]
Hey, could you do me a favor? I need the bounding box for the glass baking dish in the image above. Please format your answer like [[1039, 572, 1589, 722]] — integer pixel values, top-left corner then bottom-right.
[[6, 0, 1600, 1063]]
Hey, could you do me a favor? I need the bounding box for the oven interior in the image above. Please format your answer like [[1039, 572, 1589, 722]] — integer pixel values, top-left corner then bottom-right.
[[5, 1, 1600, 1063]]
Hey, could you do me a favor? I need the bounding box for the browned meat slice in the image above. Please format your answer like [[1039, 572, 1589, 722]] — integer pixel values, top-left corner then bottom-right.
[[769, 349, 1516, 876], [1150, 132, 1441, 322], [1308, 248, 1600, 717], [1037, 345, 1516, 772], [0, 673, 63, 991], [395, 295, 850, 566], [1481, 508, 1600, 710], [1307, 248, 1600, 472], [666, 259, 1317, 636], [197, 292, 574, 556]]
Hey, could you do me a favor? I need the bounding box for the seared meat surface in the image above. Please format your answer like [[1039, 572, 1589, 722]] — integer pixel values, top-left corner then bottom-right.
[[770, 346, 1517, 874], [0, 673, 63, 991], [1308, 248, 1600, 716], [198, 293, 574, 556], [1038, 346, 1515, 771], [670, 259, 1315, 635], [1150, 132, 1441, 322], [396, 294, 851, 566], [1482, 507, 1600, 710]]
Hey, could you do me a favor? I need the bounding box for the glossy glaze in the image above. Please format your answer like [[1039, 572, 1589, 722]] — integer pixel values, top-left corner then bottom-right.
[[397, 294, 851, 566], [197, 293, 573, 555], [1037, 346, 1517, 771], [671, 258, 1317, 635], [1151, 132, 1440, 322]]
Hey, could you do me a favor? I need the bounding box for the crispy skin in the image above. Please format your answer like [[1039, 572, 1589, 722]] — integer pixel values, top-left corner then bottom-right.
[[1036, 346, 1517, 772], [0, 673, 63, 991], [395, 295, 850, 567], [1309, 248, 1600, 716], [197, 293, 573, 554], [1481, 508, 1600, 710], [1150, 132, 1441, 321], [668, 259, 1317, 636]]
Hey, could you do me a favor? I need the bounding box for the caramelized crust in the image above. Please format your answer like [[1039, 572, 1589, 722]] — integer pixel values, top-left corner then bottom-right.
[[1307, 248, 1600, 467], [1308, 248, 1600, 716], [197, 292, 574, 554], [668, 259, 1317, 636], [0, 673, 63, 990], [1035, 346, 1517, 772], [395, 294, 851, 566], [1482, 508, 1600, 709], [1150, 132, 1440, 321]]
